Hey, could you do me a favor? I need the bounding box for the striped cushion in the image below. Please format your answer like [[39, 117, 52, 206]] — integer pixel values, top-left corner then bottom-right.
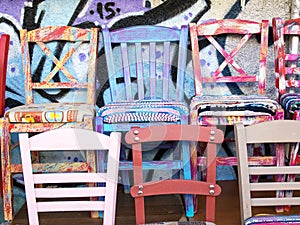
[[5, 102, 95, 123], [280, 93, 300, 118], [192, 95, 281, 117], [244, 215, 300, 224], [98, 100, 188, 124]]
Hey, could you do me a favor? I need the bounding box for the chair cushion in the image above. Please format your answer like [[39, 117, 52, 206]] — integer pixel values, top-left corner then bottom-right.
[[244, 214, 300, 224], [5, 103, 95, 123], [98, 100, 188, 123], [191, 95, 281, 117], [280, 93, 300, 117], [190, 95, 282, 125]]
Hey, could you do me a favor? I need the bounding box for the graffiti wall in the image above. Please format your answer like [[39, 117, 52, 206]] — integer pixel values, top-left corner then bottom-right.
[[0, 0, 293, 180]]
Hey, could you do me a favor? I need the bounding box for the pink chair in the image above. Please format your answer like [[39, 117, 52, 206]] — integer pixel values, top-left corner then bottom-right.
[[19, 128, 121, 225]]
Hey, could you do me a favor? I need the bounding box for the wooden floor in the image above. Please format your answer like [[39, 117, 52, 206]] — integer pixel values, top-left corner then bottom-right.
[[8, 180, 300, 225]]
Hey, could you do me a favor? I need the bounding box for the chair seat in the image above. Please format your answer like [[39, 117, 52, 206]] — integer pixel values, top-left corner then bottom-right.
[[98, 100, 188, 123], [280, 93, 300, 116], [244, 214, 300, 225], [5, 102, 95, 123], [141, 221, 215, 225]]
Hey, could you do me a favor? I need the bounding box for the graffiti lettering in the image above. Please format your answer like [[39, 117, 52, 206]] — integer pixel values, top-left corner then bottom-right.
[[97, 2, 121, 20]]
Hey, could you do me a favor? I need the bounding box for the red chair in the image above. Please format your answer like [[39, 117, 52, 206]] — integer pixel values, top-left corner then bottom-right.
[[126, 124, 224, 225], [0, 33, 9, 116], [0, 33, 10, 198]]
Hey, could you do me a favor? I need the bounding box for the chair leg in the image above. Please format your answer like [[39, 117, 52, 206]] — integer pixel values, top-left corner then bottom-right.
[[2, 120, 13, 221], [284, 142, 299, 212], [275, 143, 286, 213], [181, 140, 194, 218]]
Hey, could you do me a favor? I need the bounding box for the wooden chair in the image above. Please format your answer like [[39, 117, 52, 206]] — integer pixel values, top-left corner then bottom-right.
[[19, 128, 121, 225], [0, 33, 10, 197], [235, 120, 300, 225], [126, 124, 224, 225], [272, 17, 300, 120], [189, 19, 284, 194], [97, 25, 190, 214], [0, 26, 99, 221], [0, 33, 10, 116]]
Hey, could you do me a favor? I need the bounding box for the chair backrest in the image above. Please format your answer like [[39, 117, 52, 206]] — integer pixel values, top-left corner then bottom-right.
[[272, 17, 300, 98], [19, 128, 121, 225], [102, 25, 188, 102], [0, 34, 10, 116], [20, 26, 98, 104], [125, 124, 224, 224], [234, 120, 300, 224], [189, 19, 269, 96]]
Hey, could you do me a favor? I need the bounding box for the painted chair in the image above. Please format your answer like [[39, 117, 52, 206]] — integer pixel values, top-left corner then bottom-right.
[[0, 33, 10, 116], [235, 120, 300, 225], [0, 33, 10, 197], [272, 18, 300, 203], [189, 19, 284, 202], [19, 128, 121, 225], [1, 26, 99, 221], [96, 25, 189, 214], [128, 124, 223, 225]]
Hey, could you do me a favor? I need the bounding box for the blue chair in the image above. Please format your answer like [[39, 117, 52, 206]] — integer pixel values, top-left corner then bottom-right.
[[96, 25, 192, 216]]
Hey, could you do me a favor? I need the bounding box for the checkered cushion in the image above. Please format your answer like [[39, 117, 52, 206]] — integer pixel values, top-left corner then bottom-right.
[[5, 102, 95, 123], [98, 100, 188, 123], [244, 215, 300, 224]]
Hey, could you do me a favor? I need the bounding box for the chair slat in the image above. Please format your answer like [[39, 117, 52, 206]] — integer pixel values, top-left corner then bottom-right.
[[121, 42, 133, 100], [37, 201, 105, 212], [35, 186, 106, 198], [149, 42, 156, 98], [135, 42, 144, 99], [162, 41, 170, 99]]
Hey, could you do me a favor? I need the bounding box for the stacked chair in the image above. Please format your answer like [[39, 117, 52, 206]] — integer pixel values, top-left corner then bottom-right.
[[126, 124, 224, 225], [1, 26, 99, 221], [235, 120, 300, 225], [273, 17, 300, 204], [19, 128, 121, 225], [188, 19, 284, 212]]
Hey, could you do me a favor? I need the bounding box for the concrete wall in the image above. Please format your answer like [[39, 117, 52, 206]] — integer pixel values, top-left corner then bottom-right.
[[0, 0, 294, 180]]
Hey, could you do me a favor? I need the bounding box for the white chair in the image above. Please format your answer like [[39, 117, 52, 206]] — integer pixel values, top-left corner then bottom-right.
[[235, 120, 300, 225], [19, 128, 121, 225]]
